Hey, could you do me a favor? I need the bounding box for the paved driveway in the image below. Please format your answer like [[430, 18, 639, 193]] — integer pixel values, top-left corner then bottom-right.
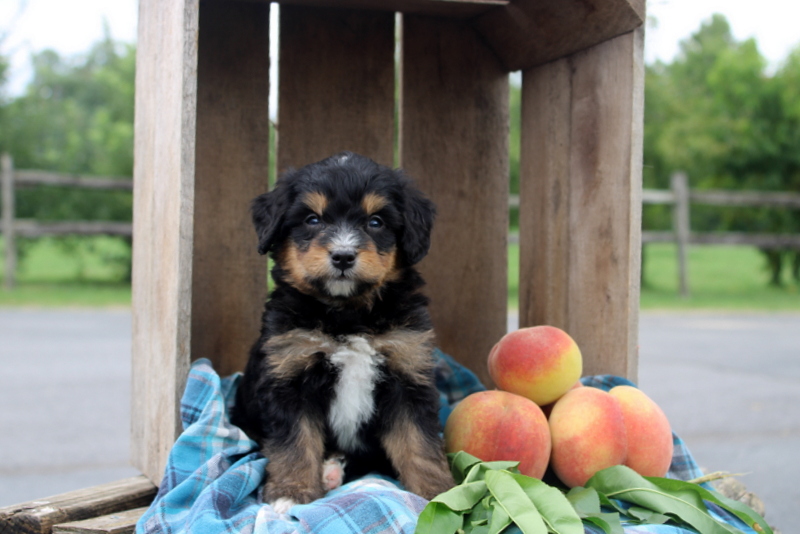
[[1, 309, 797, 530]]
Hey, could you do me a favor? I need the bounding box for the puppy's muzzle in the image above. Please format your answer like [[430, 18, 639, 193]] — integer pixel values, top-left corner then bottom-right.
[[330, 249, 357, 273]]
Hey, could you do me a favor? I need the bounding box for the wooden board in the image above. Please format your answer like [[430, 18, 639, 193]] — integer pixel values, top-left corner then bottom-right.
[[277, 5, 395, 172], [518, 28, 644, 380], [52, 508, 148, 534], [474, 0, 644, 71], [131, 0, 200, 484], [191, 1, 271, 376], [0, 477, 156, 534], [400, 16, 509, 387], [274, 0, 507, 18]]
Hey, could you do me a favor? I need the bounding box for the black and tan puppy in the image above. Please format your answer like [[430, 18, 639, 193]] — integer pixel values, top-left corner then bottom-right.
[[232, 152, 454, 512]]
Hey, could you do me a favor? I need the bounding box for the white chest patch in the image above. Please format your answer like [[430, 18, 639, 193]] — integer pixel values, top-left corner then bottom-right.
[[327, 336, 384, 452]]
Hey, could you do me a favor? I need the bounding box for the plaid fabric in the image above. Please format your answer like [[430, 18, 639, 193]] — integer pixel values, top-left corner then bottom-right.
[[137, 354, 757, 534]]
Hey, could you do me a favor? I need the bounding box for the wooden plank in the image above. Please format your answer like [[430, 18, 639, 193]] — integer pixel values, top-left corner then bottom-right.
[[690, 189, 800, 209], [192, 1, 271, 376], [14, 221, 132, 237], [0, 477, 156, 534], [642, 189, 676, 204], [671, 172, 691, 297], [474, 0, 645, 71], [52, 508, 148, 534], [400, 16, 509, 387], [518, 28, 644, 380], [275, 0, 507, 18], [131, 0, 199, 484], [1, 154, 15, 290], [643, 187, 800, 208], [278, 5, 395, 171], [14, 172, 132, 190], [644, 231, 800, 248]]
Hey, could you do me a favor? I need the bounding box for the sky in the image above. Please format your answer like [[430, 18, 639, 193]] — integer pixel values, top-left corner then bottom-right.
[[2, 0, 800, 96]]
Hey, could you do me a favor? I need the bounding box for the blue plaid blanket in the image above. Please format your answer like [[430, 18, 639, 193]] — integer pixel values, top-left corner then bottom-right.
[[136, 351, 756, 534]]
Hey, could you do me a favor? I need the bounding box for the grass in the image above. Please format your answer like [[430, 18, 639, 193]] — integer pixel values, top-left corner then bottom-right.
[[640, 242, 800, 311], [2, 237, 798, 311], [0, 236, 131, 307], [508, 241, 799, 311]]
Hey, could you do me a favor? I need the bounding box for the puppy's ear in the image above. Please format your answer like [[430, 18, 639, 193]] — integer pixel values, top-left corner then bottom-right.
[[252, 178, 292, 255], [401, 184, 436, 265]]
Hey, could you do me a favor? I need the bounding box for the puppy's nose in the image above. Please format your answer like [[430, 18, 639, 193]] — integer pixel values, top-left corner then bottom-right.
[[331, 249, 356, 271]]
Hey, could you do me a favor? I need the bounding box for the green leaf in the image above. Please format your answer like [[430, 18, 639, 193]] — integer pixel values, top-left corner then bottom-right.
[[582, 514, 624, 534], [506, 473, 584, 534], [433, 481, 489, 512], [587, 466, 744, 534], [465, 498, 490, 527], [487, 500, 512, 534], [450, 451, 485, 484], [415, 501, 463, 534], [566, 487, 602, 516], [484, 470, 547, 534], [644, 477, 774, 534], [626, 506, 671, 525]]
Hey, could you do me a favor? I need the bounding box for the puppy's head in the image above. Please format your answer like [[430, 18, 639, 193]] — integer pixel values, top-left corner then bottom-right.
[[252, 152, 435, 301]]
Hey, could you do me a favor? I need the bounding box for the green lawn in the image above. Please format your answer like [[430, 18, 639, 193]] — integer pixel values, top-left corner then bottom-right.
[[0, 236, 131, 307], [2, 237, 798, 311], [509, 241, 798, 311]]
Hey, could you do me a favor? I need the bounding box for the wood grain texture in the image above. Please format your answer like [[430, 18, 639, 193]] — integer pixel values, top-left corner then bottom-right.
[[192, 1, 271, 376], [400, 16, 509, 387], [274, 0, 506, 18], [52, 507, 148, 534], [474, 0, 645, 71], [0, 478, 155, 534], [1, 154, 16, 290], [131, 0, 199, 484], [277, 5, 395, 172], [518, 28, 644, 381]]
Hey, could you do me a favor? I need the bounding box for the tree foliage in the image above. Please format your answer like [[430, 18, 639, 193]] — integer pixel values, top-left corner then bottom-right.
[[0, 33, 135, 280], [644, 14, 800, 284]]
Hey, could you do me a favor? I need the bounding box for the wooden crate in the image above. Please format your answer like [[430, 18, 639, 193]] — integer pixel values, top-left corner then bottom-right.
[[129, 0, 644, 490]]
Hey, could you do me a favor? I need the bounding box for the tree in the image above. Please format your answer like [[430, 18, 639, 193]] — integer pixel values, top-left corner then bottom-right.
[[643, 14, 800, 285], [0, 33, 135, 281]]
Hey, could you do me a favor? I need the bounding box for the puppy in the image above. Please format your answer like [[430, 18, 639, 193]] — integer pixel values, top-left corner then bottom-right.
[[232, 152, 455, 512]]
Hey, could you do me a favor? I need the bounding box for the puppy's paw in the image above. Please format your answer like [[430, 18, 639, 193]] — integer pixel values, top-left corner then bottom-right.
[[270, 497, 297, 515], [322, 455, 346, 491]]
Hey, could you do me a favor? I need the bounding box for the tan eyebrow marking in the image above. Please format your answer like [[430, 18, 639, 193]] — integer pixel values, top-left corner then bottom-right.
[[303, 191, 328, 215], [362, 192, 388, 215]]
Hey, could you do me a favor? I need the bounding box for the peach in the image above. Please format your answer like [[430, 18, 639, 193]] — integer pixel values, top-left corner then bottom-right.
[[487, 326, 582, 406], [548, 387, 628, 488], [610, 385, 674, 478], [541, 381, 583, 418], [444, 390, 551, 479]]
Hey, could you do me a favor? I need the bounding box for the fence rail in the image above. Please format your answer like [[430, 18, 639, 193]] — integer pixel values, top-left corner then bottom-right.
[[1, 154, 133, 290], [3, 155, 799, 296], [641, 172, 800, 297]]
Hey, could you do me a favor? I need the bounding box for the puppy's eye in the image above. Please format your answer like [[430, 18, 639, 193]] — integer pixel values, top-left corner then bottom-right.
[[367, 215, 384, 229], [305, 214, 321, 226]]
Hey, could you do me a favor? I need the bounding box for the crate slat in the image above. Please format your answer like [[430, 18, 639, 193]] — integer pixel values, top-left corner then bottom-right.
[[52, 507, 148, 534], [0, 477, 156, 534]]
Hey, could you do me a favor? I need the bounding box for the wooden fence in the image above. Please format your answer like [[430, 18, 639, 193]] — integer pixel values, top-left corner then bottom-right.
[[510, 172, 800, 297], [3, 154, 800, 296], [1, 154, 133, 290]]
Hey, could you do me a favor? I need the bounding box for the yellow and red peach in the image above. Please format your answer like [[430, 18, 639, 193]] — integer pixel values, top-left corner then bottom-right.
[[609, 385, 674, 478], [548, 387, 628, 487], [444, 390, 551, 479], [487, 326, 583, 406]]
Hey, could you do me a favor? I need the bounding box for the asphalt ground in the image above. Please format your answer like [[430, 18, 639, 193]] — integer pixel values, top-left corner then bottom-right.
[[1, 309, 797, 530]]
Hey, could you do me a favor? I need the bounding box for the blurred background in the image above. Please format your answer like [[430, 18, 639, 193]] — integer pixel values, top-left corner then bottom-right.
[[0, 0, 798, 531]]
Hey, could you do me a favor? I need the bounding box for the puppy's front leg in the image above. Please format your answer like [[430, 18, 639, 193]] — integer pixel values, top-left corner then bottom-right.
[[262, 415, 326, 512], [381, 409, 454, 500]]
